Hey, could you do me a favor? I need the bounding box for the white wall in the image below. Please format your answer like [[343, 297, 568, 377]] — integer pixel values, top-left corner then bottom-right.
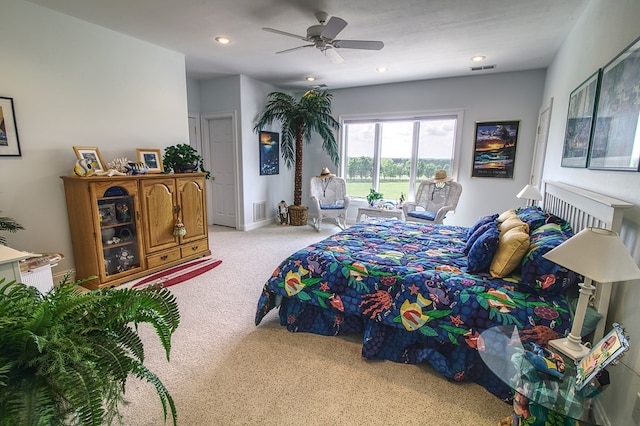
[[541, 1, 640, 423], [305, 70, 546, 226], [0, 0, 189, 276]]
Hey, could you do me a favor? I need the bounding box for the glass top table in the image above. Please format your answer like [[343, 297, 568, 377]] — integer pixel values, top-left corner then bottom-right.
[[479, 326, 602, 425]]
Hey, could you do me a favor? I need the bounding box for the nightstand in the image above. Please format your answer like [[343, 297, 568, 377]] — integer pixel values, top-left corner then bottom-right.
[[479, 326, 603, 426]]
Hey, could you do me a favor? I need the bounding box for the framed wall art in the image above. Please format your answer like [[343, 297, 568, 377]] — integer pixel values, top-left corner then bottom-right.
[[588, 36, 640, 171], [73, 146, 106, 172], [561, 70, 600, 168], [136, 148, 164, 173], [0, 97, 21, 157], [471, 120, 519, 178], [259, 130, 279, 175]]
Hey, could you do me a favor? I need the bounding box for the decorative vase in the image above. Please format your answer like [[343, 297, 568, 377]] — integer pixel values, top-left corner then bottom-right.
[[101, 227, 116, 243]]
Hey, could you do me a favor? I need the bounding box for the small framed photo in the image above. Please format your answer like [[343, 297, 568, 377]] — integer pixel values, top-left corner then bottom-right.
[[98, 202, 116, 225], [136, 148, 164, 173], [73, 146, 106, 172], [0, 96, 21, 157], [575, 323, 629, 390], [471, 120, 519, 179]]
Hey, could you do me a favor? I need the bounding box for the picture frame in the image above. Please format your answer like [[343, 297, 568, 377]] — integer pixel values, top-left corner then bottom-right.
[[73, 146, 106, 172], [588, 35, 640, 171], [575, 323, 629, 391], [136, 148, 164, 173], [561, 70, 601, 168], [98, 202, 116, 225], [471, 120, 519, 178], [0, 96, 21, 157], [259, 130, 279, 175]]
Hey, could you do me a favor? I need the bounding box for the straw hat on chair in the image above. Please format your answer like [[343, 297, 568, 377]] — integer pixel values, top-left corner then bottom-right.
[[430, 170, 453, 183], [316, 167, 335, 178]]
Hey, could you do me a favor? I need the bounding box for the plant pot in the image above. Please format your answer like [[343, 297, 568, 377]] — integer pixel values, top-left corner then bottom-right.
[[177, 163, 198, 173], [288, 205, 309, 226]]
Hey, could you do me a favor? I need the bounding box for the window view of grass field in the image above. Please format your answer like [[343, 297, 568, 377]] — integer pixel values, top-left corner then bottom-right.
[[343, 116, 457, 201]]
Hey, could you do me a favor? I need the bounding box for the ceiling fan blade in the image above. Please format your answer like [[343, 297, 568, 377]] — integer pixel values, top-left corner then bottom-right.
[[321, 16, 347, 40], [276, 45, 314, 54], [333, 40, 384, 50], [262, 27, 307, 41], [324, 47, 344, 64]]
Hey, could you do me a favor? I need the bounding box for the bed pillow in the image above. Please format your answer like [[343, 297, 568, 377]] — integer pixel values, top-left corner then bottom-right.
[[467, 226, 500, 273], [519, 223, 579, 295], [466, 213, 498, 240], [497, 209, 517, 223], [490, 227, 530, 278], [498, 216, 529, 235], [464, 221, 497, 254], [516, 206, 571, 232]]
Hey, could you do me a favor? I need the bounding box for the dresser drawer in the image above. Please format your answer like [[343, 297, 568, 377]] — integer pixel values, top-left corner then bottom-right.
[[181, 239, 208, 257], [146, 248, 181, 269]]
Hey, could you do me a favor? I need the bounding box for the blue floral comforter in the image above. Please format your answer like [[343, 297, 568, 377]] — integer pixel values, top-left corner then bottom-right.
[[255, 218, 571, 399]]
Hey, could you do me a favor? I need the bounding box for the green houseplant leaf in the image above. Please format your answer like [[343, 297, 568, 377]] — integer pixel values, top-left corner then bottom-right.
[[0, 277, 180, 426]]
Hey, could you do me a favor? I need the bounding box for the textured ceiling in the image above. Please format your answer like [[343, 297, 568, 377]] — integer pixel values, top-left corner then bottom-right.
[[26, 0, 589, 90]]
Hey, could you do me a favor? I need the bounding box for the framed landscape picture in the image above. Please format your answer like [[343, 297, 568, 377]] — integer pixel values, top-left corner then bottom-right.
[[259, 131, 279, 175], [136, 148, 164, 173], [471, 121, 519, 178], [588, 35, 640, 171], [73, 146, 105, 172], [561, 70, 600, 168], [0, 97, 21, 157]]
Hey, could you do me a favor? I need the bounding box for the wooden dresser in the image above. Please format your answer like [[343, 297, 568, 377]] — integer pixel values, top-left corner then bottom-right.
[[61, 173, 210, 289]]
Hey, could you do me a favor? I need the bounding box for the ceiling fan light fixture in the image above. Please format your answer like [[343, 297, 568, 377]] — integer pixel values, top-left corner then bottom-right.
[[471, 55, 486, 62], [215, 36, 230, 45], [376, 67, 387, 73], [305, 76, 316, 82]]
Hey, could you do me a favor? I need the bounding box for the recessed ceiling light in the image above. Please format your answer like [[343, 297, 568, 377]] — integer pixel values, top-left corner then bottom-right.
[[215, 36, 230, 45], [305, 76, 316, 82], [376, 67, 388, 73], [471, 55, 486, 62]]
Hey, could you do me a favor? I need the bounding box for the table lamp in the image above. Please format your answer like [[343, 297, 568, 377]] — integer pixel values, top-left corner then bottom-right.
[[516, 184, 542, 206], [543, 227, 640, 359]]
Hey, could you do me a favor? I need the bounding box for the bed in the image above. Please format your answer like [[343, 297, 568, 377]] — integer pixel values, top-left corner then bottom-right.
[[255, 181, 631, 400]]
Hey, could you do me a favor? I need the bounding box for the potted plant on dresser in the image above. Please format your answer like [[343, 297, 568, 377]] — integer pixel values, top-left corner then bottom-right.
[[254, 89, 340, 226], [0, 278, 180, 425], [163, 143, 211, 179]]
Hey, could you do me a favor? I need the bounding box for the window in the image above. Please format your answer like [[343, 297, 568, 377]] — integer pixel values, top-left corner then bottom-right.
[[341, 111, 462, 202]]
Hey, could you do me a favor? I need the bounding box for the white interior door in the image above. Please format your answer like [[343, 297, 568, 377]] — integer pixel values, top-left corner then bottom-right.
[[531, 97, 553, 187], [203, 114, 237, 228]]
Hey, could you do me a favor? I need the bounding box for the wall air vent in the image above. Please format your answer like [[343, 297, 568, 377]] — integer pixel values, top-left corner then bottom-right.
[[253, 201, 267, 222], [470, 64, 497, 72]]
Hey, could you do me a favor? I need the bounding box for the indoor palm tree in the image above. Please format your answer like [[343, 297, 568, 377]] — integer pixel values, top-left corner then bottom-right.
[[0, 277, 180, 426], [254, 89, 340, 225]]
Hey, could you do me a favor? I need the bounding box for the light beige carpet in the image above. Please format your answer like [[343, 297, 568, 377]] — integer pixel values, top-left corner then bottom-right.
[[120, 223, 512, 425]]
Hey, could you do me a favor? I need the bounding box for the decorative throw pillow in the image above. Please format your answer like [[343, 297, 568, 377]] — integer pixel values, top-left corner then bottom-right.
[[499, 216, 529, 235], [490, 227, 530, 278], [464, 221, 498, 255], [519, 223, 578, 295], [516, 206, 571, 233], [467, 227, 500, 273], [497, 209, 517, 223], [466, 213, 498, 239]]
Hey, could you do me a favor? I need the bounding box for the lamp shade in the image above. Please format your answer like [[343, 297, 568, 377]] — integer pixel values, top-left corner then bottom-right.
[[543, 227, 640, 283], [516, 184, 542, 201]]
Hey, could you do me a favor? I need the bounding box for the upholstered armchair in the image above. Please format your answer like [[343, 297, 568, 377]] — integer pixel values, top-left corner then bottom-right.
[[403, 180, 462, 224], [310, 176, 350, 231]]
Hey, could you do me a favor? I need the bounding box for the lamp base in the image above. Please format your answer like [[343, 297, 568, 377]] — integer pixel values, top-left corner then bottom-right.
[[548, 337, 590, 360]]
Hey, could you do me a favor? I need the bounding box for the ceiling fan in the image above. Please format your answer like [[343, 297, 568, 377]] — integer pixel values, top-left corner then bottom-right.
[[262, 12, 384, 64]]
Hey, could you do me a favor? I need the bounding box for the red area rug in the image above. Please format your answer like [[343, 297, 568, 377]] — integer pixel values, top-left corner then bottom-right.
[[131, 257, 222, 289]]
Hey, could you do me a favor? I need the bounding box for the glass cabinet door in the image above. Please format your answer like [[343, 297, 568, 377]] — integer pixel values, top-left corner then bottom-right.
[[98, 185, 141, 278]]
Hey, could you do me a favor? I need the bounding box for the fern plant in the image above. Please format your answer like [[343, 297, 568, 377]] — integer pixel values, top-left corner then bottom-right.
[[0, 212, 24, 245], [0, 277, 180, 426]]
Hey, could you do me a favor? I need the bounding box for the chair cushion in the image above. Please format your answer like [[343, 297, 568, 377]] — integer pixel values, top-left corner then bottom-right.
[[320, 204, 345, 210], [408, 211, 436, 221]]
